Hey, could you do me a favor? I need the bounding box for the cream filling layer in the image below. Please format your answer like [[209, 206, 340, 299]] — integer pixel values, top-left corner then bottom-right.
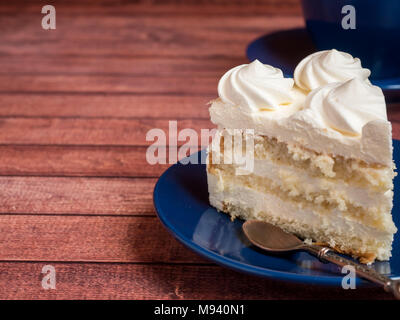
[[207, 172, 394, 261], [208, 164, 396, 232], [209, 130, 393, 211], [219, 158, 392, 211], [211, 128, 395, 191]]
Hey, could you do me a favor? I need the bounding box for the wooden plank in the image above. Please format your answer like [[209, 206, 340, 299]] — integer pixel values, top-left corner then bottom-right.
[[0, 146, 170, 177], [0, 56, 245, 77], [387, 106, 400, 122], [391, 125, 400, 141], [0, 177, 156, 215], [0, 118, 213, 145], [388, 107, 400, 140], [0, 215, 206, 263], [0, 75, 217, 94], [0, 94, 211, 119], [0, 15, 298, 41], [0, 262, 392, 300], [0, 15, 302, 57], [0, 1, 302, 16]]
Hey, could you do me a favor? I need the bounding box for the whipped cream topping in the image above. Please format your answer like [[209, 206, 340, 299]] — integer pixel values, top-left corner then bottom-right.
[[294, 49, 371, 92], [210, 50, 392, 165], [218, 60, 294, 112], [306, 78, 387, 136]]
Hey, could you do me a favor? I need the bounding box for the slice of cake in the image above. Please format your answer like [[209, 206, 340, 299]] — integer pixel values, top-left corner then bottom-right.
[[206, 49, 397, 264]]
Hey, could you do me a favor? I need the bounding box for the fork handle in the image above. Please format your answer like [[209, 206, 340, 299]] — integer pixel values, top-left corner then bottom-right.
[[304, 245, 400, 299]]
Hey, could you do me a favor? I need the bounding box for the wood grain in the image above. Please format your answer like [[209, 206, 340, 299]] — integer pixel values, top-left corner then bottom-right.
[[0, 262, 392, 300], [0, 118, 213, 146], [0, 56, 245, 77], [0, 146, 169, 177], [0, 94, 211, 119], [0, 176, 156, 215], [389, 108, 400, 139], [0, 75, 218, 94], [0, 0, 302, 16], [0, 15, 299, 41], [0, 215, 206, 263], [0, 15, 302, 57]]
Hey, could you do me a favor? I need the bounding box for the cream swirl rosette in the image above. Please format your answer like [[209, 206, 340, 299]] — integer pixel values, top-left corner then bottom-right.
[[305, 78, 387, 136], [218, 60, 295, 112], [294, 49, 371, 92]]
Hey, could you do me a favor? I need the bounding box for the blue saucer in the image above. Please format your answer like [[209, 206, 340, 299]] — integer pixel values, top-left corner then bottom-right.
[[153, 141, 400, 286], [246, 28, 400, 101]]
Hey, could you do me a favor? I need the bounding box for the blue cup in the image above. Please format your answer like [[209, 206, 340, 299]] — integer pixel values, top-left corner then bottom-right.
[[301, 0, 400, 79]]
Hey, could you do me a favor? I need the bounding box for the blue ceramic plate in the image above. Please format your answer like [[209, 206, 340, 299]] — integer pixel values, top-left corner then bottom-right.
[[246, 29, 400, 100], [153, 141, 400, 286]]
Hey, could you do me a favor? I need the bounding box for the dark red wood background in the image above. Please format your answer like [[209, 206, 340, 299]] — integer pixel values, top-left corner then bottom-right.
[[0, 0, 399, 299]]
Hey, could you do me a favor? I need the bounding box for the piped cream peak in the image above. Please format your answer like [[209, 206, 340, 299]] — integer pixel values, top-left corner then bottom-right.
[[294, 49, 371, 92], [217, 59, 294, 112], [306, 78, 387, 136]]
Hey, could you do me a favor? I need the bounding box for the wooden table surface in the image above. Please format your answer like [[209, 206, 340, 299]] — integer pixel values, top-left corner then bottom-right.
[[0, 0, 399, 300]]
